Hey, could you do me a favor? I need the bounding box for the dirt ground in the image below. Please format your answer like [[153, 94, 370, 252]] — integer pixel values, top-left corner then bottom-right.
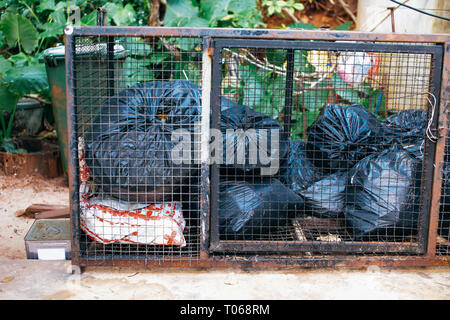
[[0, 174, 69, 259]]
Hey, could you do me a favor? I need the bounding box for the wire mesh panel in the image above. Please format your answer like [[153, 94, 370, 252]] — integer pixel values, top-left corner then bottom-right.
[[71, 34, 204, 263], [209, 39, 443, 255], [438, 132, 450, 256]]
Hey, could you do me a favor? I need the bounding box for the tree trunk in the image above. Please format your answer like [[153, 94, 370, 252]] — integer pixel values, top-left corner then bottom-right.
[[148, 0, 167, 26]]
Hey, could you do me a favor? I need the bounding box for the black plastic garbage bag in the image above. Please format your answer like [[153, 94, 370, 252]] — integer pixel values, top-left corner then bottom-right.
[[344, 146, 421, 240], [280, 140, 322, 193], [306, 104, 383, 172], [86, 80, 284, 201], [382, 109, 427, 160], [219, 178, 305, 240], [383, 109, 427, 138], [220, 104, 289, 175], [299, 171, 347, 219], [91, 80, 249, 135], [90, 80, 203, 135], [86, 121, 196, 203]]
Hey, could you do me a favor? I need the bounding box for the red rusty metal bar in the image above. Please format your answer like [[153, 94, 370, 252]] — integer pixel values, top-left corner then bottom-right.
[[78, 256, 450, 270], [64, 26, 82, 270], [427, 42, 450, 257], [211, 241, 420, 254], [387, 7, 396, 33], [70, 26, 450, 44]]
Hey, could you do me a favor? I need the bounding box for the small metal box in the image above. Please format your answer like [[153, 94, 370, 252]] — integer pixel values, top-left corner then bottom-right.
[[24, 219, 71, 260]]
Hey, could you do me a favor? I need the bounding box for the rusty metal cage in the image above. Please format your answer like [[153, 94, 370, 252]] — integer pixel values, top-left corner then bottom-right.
[[65, 26, 450, 269]]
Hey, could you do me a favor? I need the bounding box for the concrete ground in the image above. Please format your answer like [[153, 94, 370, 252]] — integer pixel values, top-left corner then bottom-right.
[[0, 174, 449, 300], [0, 258, 449, 300]]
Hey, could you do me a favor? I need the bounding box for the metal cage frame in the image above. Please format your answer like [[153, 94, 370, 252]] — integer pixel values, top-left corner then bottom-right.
[[65, 26, 450, 270]]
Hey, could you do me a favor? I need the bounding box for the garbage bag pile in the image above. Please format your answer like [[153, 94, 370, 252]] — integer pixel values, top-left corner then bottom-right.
[[82, 80, 291, 243], [81, 78, 437, 243], [284, 105, 426, 240]]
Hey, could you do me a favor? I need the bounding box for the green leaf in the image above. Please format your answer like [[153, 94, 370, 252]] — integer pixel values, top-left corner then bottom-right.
[[228, 0, 257, 13], [297, 79, 330, 111], [37, 0, 56, 13], [294, 50, 315, 73], [0, 12, 38, 54], [4, 64, 48, 96], [0, 84, 20, 113], [164, 0, 202, 27], [148, 51, 172, 64], [104, 3, 137, 26], [294, 3, 305, 11], [3, 5, 17, 15], [46, 9, 66, 26], [123, 57, 152, 87], [39, 10, 66, 40], [7, 52, 32, 67], [0, 56, 12, 77], [121, 38, 153, 57], [80, 11, 98, 26], [332, 73, 361, 104], [1, 139, 18, 153], [361, 88, 385, 115], [265, 48, 286, 67], [265, 74, 286, 117], [39, 25, 64, 39], [0, 0, 12, 8], [176, 16, 209, 28], [175, 36, 203, 51], [254, 73, 286, 117], [239, 64, 264, 107], [288, 22, 318, 30], [201, 0, 229, 22], [0, 30, 4, 48], [332, 21, 352, 30], [290, 108, 320, 139]]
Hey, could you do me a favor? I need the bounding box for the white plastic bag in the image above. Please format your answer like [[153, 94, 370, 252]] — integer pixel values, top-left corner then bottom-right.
[[337, 52, 379, 85], [78, 137, 186, 247]]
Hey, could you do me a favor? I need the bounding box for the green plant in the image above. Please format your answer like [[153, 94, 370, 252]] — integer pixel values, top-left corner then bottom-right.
[[262, 0, 304, 17], [164, 0, 266, 29], [117, 0, 267, 87], [0, 7, 47, 152], [218, 20, 384, 140], [0, 0, 140, 152]]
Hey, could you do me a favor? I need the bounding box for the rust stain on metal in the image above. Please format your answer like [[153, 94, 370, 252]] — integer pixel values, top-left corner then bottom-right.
[[78, 256, 450, 270], [427, 42, 450, 256], [51, 84, 66, 102], [71, 26, 450, 43], [207, 47, 214, 57]]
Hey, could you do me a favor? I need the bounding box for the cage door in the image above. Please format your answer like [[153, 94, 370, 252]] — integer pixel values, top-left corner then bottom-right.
[[209, 38, 443, 255]]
